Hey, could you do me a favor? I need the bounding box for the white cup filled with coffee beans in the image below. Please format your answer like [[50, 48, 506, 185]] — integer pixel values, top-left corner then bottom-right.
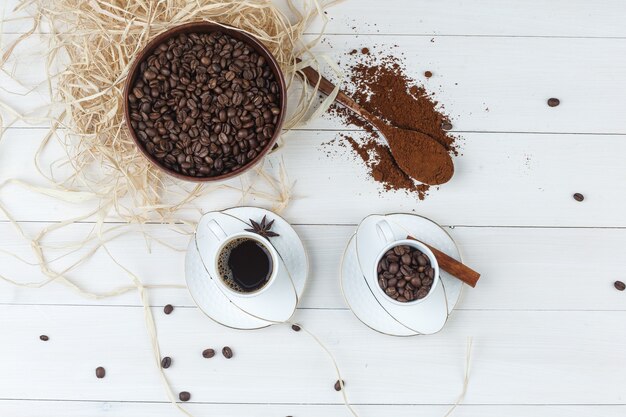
[[206, 219, 279, 298], [373, 219, 440, 305]]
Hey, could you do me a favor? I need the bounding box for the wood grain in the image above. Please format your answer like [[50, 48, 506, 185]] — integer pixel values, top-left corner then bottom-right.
[[3, 34, 626, 134], [1, 129, 624, 227], [1, 1, 625, 414], [0, 305, 624, 404], [1, 223, 626, 311], [0, 402, 623, 417], [3, 0, 626, 37]]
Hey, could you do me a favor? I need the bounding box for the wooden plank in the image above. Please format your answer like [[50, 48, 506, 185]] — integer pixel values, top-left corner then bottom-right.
[[1, 223, 626, 311], [311, 0, 626, 38], [0, 305, 624, 404], [3, 34, 626, 134], [3, 0, 626, 38], [1, 128, 624, 227], [0, 401, 623, 417]]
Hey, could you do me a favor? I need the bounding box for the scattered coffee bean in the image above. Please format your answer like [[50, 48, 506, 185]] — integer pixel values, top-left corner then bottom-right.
[[128, 31, 282, 178], [547, 97, 560, 107], [163, 304, 174, 315], [291, 324, 301, 332], [441, 122, 453, 131], [161, 356, 172, 368], [39, 335, 49, 341], [95, 367, 106, 379], [377, 245, 434, 303], [222, 346, 233, 359], [334, 379, 345, 391], [424, 70, 433, 78], [615, 280, 626, 291], [179, 391, 191, 402], [202, 348, 215, 358], [573, 193, 584, 202]]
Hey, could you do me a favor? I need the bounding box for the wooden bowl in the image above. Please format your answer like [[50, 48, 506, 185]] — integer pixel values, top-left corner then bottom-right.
[[123, 22, 287, 182]]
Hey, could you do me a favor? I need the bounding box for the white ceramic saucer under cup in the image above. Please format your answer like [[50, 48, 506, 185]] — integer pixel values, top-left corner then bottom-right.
[[186, 241, 271, 329], [355, 215, 448, 334], [186, 207, 308, 329], [341, 234, 418, 337], [341, 213, 462, 336]]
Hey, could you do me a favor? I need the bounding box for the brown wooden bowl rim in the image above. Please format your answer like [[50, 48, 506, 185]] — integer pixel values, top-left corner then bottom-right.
[[123, 21, 288, 182]]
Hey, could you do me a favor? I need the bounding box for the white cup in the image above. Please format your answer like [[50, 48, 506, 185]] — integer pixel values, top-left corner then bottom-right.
[[206, 219, 279, 298], [373, 219, 440, 305]]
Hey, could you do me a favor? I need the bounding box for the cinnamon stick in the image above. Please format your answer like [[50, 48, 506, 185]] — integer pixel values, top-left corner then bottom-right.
[[407, 235, 480, 288]]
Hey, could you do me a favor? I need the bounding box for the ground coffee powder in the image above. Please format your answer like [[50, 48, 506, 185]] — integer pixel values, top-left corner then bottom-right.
[[327, 49, 457, 198]]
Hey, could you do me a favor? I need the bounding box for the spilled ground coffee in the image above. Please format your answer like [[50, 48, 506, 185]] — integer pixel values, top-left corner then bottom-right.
[[326, 49, 457, 199]]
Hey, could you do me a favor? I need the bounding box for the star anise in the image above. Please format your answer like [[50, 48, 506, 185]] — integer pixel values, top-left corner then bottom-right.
[[245, 215, 280, 238]]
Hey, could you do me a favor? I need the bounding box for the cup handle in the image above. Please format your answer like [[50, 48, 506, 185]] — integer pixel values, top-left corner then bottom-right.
[[207, 219, 228, 242], [375, 219, 395, 244]]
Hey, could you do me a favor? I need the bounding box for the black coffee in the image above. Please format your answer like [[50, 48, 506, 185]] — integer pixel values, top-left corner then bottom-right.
[[218, 238, 272, 292]]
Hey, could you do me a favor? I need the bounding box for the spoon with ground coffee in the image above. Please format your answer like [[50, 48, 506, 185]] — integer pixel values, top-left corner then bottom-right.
[[298, 62, 454, 185]]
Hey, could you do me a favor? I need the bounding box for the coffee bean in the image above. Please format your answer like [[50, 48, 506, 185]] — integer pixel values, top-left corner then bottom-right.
[[202, 349, 215, 358], [179, 391, 191, 402], [378, 245, 433, 303], [547, 97, 560, 107], [222, 346, 233, 359], [163, 304, 174, 314], [39, 335, 49, 341], [442, 121, 453, 131], [615, 280, 626, 291], [334, 380, 345, 391], [95, 367, 106, 378], [416, 288, 429, 299], [128, 31, 281, 178], [573, 193, 584, 202], [291, 324, 301, 332], [424, 71, 433, 78], [161, 356, 172, 368]]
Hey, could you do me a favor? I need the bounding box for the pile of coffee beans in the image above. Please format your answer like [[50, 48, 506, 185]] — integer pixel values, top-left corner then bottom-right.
[[377, 245, 435, 302], [127, 31, 281, 178]]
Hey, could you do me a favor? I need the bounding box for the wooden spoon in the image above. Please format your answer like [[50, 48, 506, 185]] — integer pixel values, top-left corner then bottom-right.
[[298, 63, 454, 185]]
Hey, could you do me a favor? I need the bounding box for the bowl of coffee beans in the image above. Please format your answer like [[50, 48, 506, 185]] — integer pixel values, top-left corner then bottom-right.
[[124, 22, 287, 181], [375, 240, 440, 304]]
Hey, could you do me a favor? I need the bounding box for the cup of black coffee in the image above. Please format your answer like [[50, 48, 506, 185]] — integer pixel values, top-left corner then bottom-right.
[[373, 219, 440, 305], [206, 220, 278, 296]]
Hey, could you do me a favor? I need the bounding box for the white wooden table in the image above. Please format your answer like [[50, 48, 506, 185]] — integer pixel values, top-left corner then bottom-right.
[[1, 1, 626, 416]]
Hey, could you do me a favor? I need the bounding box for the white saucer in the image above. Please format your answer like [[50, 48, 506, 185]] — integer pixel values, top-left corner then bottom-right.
[[186, 207, 308, 330], [341, 214, 463, 336]]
